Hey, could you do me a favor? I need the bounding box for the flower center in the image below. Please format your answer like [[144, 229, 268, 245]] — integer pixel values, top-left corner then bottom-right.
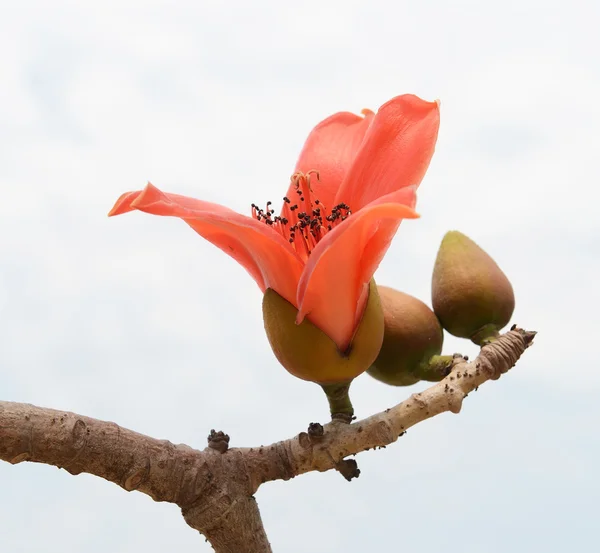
[[251, 171, 352, 261]]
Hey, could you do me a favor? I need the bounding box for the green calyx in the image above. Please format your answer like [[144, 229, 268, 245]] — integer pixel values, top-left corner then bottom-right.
[[262, 279, 384, 385], [431, 231, 515, 346], [367, 286, 453, 386]]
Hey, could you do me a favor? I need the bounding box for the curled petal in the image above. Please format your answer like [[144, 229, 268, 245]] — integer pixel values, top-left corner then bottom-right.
[[283, 109, 374, 213], [109, 183, 303, 306], [296, 187, 419, 351], [109, 184, 239, 218], [335, 95, 440, 211], [109, 190, 143, 216]]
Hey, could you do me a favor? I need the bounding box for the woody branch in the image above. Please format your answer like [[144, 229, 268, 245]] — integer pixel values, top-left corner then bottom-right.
[[0, 326, 535, 553], [246, 327, 536, 483]]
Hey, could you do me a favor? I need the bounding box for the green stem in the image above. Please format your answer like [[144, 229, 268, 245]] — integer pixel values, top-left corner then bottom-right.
[[470, 324, 500, 346], [413, 355, 456, 382], [321, 381, 354, 423]]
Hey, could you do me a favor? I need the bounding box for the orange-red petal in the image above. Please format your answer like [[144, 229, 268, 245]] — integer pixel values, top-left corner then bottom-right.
[[109, 185, 241, 218], [283, 109, 375, 212], [334, 95, 440, 212], [109, 183, 304, 306], [295, 187, 420, 351]]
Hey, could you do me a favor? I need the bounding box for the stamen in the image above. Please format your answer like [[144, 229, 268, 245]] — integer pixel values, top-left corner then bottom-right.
[[250, 170, 353, 260]]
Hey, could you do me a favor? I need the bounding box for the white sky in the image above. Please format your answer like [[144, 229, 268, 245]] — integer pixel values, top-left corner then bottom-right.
[[1, 1, 599, 552]]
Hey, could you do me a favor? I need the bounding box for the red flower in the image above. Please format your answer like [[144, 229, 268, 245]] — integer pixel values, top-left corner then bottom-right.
[[109, 94, 440, 354]]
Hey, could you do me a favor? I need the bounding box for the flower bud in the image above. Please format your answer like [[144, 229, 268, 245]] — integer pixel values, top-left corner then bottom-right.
[[262, 279, 384, 384], [432, 231, 515, 345], [367, 286, 453, 386]]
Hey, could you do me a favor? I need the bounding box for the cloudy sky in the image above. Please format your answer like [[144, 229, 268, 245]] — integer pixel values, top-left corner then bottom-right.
[[1, 1, 599, 551]]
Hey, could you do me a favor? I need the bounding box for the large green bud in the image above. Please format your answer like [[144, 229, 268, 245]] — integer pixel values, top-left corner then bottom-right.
[[432, 231, 515, 345], [262, 279, 384, 385], [367, 286, 453, 386]]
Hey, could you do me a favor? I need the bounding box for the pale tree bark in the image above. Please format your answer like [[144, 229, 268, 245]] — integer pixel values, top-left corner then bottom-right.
[[0, 327, 535, 553]]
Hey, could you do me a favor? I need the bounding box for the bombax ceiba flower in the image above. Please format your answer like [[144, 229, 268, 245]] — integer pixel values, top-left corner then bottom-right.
[[109, 94, 440, 414]]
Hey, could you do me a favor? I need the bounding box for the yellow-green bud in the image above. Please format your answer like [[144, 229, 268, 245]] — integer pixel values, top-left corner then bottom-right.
[[262, 279, 384, 384], [367, 286, 452, 386], [432, 231, 515, 345]]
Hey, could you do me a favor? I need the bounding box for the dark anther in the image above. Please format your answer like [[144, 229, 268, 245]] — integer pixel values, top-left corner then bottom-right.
[[253, 189, 352, 253], [207, 429, 230, 453], [510, 323, 517, 330]]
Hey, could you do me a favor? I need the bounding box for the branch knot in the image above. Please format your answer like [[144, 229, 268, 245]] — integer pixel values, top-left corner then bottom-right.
[[207, 429, 230, 453]]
